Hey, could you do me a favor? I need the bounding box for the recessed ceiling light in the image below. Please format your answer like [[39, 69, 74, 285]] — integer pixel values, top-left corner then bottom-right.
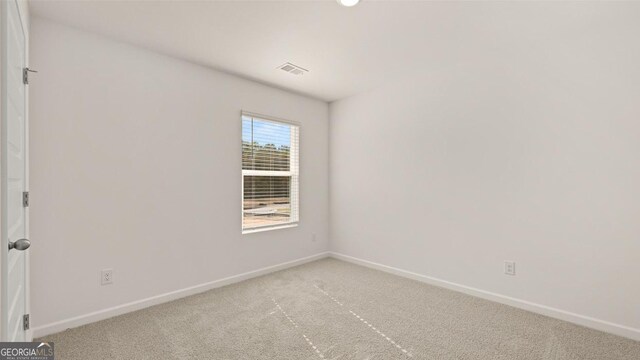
[[337, 0, 360, 7]]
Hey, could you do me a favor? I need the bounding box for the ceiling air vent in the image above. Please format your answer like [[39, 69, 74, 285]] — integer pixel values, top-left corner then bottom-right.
[[278, 62, 308, 76]]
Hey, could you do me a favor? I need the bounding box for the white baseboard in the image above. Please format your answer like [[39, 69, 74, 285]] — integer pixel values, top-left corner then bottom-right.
[[32, 252, 330, 338], [329, 252, 640, 342], [32, 251, 640, 342]]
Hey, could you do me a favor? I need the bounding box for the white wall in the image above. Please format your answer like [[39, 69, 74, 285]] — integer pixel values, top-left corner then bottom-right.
[[330, 5, 640, 338], [29, 18, 329, 331]]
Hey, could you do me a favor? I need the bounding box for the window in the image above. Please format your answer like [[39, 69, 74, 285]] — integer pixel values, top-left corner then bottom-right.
[[242, 113, 299, 232]]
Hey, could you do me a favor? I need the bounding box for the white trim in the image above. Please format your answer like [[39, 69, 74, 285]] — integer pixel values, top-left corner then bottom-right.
[[242, 223, 298, 234], [289, 125, 300, 223], [242, 170, 292, 177], [31, 252, 330, 338], [241, 110, 300, 126], [30, 251, 640, 341], [20, 0, 30, 341], [329, 252, 640, 341]]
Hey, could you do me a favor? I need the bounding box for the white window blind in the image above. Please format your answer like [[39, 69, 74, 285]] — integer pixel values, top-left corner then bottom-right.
[[242, 114, 299, 232]]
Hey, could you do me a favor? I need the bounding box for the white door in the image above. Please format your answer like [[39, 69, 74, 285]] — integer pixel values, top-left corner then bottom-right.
[[1, 0, 29, 342]]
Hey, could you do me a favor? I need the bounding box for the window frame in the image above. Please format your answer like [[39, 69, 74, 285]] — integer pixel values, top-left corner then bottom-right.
[[241, 111, 300, 234]]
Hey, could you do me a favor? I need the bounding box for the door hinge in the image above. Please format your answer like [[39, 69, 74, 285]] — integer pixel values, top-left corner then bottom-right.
[[22, 191, 29, 207], [23, 314, 30, 331], [23, 67, 37, 85]]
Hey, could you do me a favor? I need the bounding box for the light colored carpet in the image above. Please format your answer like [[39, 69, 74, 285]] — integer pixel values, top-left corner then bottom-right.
[[38, 258, 640, 359]]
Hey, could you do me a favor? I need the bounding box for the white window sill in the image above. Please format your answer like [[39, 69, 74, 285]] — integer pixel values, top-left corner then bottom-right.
[[242, 223, 298, 235]]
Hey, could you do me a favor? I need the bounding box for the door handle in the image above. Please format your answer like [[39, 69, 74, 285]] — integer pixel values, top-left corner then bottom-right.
[[8, 239, 30, 251]]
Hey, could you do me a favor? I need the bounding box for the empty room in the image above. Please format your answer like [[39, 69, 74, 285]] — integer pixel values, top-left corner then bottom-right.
[[1, 0, 639, 359]]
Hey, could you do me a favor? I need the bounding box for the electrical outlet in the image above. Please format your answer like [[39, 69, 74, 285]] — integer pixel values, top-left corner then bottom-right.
[[101, 269, 113, 285], [312, 234, 317, 242], [504, 261, 516, 276]]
